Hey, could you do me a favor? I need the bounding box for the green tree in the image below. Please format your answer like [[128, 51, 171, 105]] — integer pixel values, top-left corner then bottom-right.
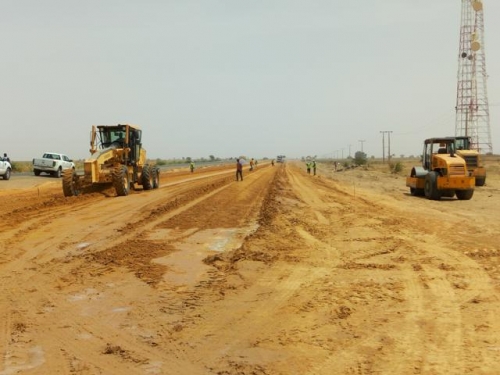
[[353, 151, 367, 166]]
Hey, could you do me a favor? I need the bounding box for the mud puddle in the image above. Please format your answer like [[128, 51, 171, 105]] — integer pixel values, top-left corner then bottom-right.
[[153, 225, 258, 286]]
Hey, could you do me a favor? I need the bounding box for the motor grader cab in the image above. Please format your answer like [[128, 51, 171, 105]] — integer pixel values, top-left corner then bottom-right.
[[62, 124, 160, 197], [454, 136, 486, 186], [406, 137, 475, 200]]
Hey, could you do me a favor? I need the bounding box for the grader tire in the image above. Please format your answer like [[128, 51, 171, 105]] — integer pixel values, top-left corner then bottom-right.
[[142, 164, 153, 191], [113, 165, 130, 196], [152, 168, 160, 189], [62, 169, 80, 197]]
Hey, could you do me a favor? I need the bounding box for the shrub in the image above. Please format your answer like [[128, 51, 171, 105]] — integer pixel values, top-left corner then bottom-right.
[[353, 151, 367, 166], [391, 162, 403, 174], [10, 161, 32, 173]]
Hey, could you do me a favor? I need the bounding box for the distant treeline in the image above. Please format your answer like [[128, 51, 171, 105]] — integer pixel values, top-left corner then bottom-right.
[[9, 157, 234, 172]]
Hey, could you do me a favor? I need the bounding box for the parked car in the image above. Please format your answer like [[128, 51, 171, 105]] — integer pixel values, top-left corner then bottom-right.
[[33, 152, 75, 178], [0, 157, 12, 180]]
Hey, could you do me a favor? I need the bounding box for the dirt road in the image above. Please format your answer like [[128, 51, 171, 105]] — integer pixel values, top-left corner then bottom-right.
[[0, 161, 499, 374]]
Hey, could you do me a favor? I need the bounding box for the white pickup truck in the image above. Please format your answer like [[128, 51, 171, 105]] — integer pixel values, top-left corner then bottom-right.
[[0, 158, 12, 180], [33, 152, 75, 178]]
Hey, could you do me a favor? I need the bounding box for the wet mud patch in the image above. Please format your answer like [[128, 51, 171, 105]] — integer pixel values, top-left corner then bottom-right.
[[86, 239, 177, 286], [154, 226, 257, 286]]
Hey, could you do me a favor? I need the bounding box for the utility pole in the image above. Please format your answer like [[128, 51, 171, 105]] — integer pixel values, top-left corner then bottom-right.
[[380, 131, 393, 163], [348, 144, 352, 158], [341, 148, 344, 159], [358, 140, 366, 153], [387, 131, 393, 164], [380, 131, 386, 163]]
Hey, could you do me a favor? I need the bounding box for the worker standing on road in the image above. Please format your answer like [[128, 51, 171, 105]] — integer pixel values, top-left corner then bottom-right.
[[306, 162, 311, 174], [236, 158, 243, 181], [271, 159, 275, 166], [249, 158, 254, 171], [190, 162, 195, 173], [312, 160, 317, 175]]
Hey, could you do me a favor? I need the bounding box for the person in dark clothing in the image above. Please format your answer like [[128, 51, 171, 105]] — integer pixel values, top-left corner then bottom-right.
[[312, 160, 317, 175], [236, 159, 243, 181], [3, 153, 10, 163]]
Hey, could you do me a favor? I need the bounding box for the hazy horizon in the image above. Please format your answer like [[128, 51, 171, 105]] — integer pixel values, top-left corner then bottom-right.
[[2, 1, 499, 161]]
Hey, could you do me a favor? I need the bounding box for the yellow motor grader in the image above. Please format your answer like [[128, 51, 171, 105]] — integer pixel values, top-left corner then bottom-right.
[[62, 124, 159, 197]]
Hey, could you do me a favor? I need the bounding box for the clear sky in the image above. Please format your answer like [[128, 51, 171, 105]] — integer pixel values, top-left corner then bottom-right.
[[1, 0, 499, 161]]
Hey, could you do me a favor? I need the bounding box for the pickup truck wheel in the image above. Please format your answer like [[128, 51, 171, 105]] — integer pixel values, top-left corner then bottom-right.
[[113, 165, 130, 196], [3, 168, 11, 180], [62, 169, 80, 196], [142, 165, 153, 190], [456, 189, 474, 200], [55, 168, 62, 178], [34, 169, 41, 176]]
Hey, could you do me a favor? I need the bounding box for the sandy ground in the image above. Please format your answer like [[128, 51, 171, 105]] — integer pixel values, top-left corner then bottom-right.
[[0, 160, 499, 374]]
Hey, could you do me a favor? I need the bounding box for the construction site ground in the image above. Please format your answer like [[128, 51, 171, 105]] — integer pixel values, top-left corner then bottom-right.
[[1, 159, 499, 375]]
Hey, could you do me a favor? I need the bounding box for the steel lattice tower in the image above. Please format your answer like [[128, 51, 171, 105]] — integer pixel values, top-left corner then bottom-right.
[[455, 0, 492, 154]]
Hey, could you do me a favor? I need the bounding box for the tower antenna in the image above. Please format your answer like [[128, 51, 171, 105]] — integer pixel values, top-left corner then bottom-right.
[[455, 0, 492, 154]]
